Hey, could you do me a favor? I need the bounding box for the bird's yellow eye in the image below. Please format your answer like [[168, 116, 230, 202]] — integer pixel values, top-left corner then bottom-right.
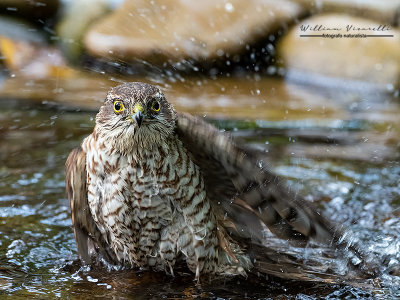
[[113, 100, 125, 113], [151, 100, 161, 112]]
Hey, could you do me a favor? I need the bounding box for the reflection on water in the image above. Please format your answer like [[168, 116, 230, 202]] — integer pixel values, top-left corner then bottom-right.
[[0, 79, 399, 298]]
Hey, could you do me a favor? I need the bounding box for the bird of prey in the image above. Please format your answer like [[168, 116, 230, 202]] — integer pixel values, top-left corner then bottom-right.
[[66, 82, 373, 281]]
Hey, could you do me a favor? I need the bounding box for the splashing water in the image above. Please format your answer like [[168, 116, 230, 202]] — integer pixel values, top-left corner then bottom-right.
[[0, 80, 399, 298]]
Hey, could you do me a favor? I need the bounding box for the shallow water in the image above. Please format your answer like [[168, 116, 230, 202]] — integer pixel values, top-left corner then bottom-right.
[[0, 76, 399, 299]]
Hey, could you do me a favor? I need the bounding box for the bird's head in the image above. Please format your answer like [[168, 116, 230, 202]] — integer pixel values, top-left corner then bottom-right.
[[95, 82, 177, 154]]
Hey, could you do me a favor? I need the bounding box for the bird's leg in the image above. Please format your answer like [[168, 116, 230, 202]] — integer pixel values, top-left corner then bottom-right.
[[216, 225, 239, 263], [168, 263, 175, 277], [195, 264, 200, 282]]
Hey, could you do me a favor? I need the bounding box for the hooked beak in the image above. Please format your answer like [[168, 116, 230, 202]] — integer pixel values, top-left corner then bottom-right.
[[133, 110, 144, 127], [132, 103, 144, 127]]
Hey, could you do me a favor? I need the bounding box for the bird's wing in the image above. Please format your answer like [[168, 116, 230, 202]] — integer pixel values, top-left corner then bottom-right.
[[176, 113, 373, 275], [65, 147, 116, 264]]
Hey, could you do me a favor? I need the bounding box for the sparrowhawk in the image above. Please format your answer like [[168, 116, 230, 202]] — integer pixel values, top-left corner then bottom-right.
[[65, 82, 371, 280]]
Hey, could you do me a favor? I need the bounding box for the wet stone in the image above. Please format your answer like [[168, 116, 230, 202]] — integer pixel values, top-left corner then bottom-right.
[[277, 14, 400, 90], [83, 0, 306, 65]]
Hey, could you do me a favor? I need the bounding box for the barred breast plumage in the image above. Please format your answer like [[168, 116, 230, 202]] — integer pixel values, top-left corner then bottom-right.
[[66, 82, 378, 282], [81, 129, 240, 277]]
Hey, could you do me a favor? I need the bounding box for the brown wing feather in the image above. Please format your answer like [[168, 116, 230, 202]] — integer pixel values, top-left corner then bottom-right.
[[176, 112, 375, 275], [65, 147, 116, 264]]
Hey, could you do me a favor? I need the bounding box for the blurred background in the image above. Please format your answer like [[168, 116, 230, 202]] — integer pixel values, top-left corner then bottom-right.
[[0, 0, 399, 299]]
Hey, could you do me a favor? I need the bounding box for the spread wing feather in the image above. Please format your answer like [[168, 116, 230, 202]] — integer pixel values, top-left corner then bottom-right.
[[65, 147, 116, 264], [176, 112, 374, 276]]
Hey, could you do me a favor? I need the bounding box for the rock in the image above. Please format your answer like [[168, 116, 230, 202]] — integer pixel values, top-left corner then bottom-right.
[[84, 0, 306, 65], [292, 0, 400, 25], [56, 0, 111, 62], [277, 14, 400, 90], [0, 0, 59, 21]]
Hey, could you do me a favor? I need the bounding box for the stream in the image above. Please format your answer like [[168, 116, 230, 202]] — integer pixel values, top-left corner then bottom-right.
[[0, 76, 399, 299]]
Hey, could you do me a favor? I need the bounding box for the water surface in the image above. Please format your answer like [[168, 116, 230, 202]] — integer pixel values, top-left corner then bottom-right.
[[0, 77, 399, 299]]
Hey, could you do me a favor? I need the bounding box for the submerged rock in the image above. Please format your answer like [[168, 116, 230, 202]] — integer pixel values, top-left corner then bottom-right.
[[83, 0, 306, 65], [277, 14, 400, 90]]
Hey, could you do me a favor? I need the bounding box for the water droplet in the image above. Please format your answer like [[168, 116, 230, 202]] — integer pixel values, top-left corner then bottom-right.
[[225, 2, 234, 13], [386, 84, 394, 92], [87, 276, 98, 283]]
